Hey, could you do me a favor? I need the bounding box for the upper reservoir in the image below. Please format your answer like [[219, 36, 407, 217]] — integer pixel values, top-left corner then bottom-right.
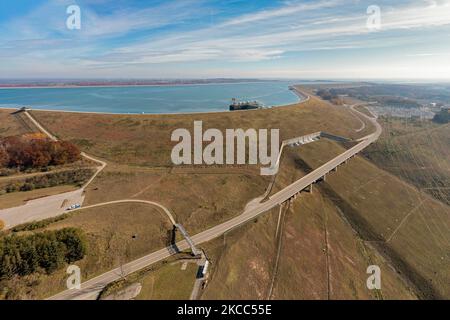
[[0, 81, 300, 114]]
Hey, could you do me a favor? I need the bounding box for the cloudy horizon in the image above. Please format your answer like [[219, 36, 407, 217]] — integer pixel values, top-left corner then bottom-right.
[[1, 0, 450, 80]]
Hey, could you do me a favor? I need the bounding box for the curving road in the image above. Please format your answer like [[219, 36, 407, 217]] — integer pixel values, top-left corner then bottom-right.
[[48, 91, 382, 300], [348, 104, 366, 132], [69, 199, 176, 225], [0, 112, 107, 230]]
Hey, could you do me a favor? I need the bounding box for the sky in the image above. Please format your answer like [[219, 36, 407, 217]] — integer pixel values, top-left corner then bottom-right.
[[1, 0, 450, 80]]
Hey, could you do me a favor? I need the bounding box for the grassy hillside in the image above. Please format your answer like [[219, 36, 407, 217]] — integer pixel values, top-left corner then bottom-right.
[[0, 109, 27, 137], [201, 153, 416, 300], [29, 95, 368, 166], [363, 117, 450, 206], [295, 139, 450, 299]]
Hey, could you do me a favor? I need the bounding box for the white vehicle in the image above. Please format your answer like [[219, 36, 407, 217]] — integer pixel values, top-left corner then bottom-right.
[[67, 203, 81, 211], [202, 261, 210, 276]]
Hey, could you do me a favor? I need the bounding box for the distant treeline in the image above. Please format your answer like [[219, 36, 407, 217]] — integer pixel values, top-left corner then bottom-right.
[[0, 134, 81, 170], [0, 228, 87, 279], [372, 96, 421, 109], [433, 108, 450, 124], [328, 84, 450, 105], [316, 89, 344, 105], [326, 87, 423, 109]]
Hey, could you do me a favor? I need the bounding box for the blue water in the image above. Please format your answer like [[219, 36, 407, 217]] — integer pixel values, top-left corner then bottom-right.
[[0, 81, 300, 114]]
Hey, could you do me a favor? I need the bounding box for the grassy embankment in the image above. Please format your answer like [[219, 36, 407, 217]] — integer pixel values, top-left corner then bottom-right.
[[363, 116, 450, 206], [27, 93, 366, 236], [287, 138, 449, 299], [200, 147, 418, 300]]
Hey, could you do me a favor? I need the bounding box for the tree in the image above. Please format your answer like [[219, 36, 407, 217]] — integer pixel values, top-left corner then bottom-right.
[[56, 228, 87, 263], [0, 135, 81, 169], [50, 141, 81, 165], [0, 228, 87, 279], [0, 145, 9, 167], [433, 108, 450, 124]]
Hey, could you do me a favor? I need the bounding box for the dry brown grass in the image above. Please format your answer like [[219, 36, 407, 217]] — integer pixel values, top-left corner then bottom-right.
[[201, 153, 416, 300], [201, 207, 279, 300], [83, 164, 267, 234], [363, 117, 450, 205], [30, 94, 366, 166], [0, 109, 28, 137], [135, 262, 198, 300], [295, 138, 450, 299], [272, 192, 416, 300]]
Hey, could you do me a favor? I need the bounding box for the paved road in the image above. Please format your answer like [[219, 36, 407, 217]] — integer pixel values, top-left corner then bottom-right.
[[49, 92, 382, 300], [348, 104, 366, 132], [70, 199, 176, 225]]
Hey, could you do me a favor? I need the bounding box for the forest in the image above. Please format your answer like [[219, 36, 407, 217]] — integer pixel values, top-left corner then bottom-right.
[[0, 134, 81, 170]]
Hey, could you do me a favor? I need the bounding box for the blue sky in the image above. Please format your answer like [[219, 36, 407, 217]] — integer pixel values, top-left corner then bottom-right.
[[1, 0, 450, 79]]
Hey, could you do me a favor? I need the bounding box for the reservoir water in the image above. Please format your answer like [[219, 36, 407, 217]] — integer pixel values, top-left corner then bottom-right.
[[0, 81, 300, 114]]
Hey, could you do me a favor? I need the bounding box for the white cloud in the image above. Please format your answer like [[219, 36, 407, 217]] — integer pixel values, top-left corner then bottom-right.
[[1, 0, 450, 78], [83, 0, 450, 66]]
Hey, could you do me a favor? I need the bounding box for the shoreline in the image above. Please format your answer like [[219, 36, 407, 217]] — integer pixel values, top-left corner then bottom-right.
[[0, 80, 285, 90], [0, 85, 303, 116]]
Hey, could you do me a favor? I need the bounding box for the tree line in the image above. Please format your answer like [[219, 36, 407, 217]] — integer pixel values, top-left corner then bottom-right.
[[4, 168, 94, 194], [0, 133, 81, 170], [0, 228, 87, 279], [433, 108, 450, 124], [316, 89, 344, 105]]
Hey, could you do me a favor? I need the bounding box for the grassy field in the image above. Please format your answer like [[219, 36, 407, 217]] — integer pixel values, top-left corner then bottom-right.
[[363, 116, 450, 206], [0, 109, 28, 137], [295, 138, 450, 299], [0, 202, 172, 299], [271, 190, 415, 300], [83, 164, 267, 234], [135, 262, 198, 300], [29, 93, 367, 166], [201, 207, 279, 300]]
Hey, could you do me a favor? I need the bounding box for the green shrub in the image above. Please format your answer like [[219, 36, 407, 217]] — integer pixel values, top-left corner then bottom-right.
[[20, 183, 35, 192], [433, 108, 450, 124], [3, 169, 94, 194], [11, 214, 70, 232]]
